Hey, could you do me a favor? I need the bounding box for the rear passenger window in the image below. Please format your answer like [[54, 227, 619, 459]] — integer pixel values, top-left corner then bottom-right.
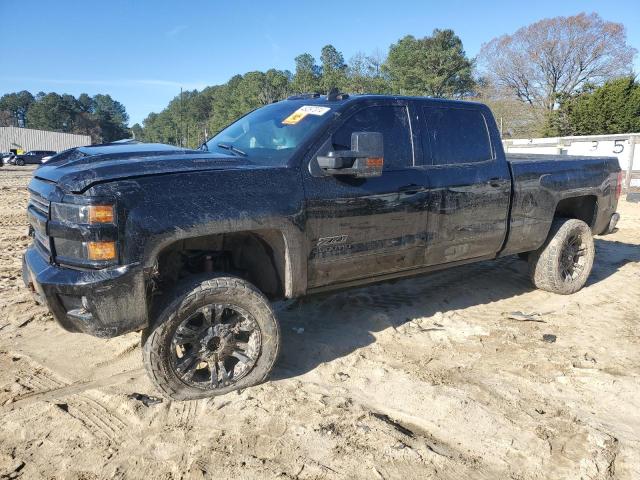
[[333, 105, 413, 170], [424, 107, 493, 165]]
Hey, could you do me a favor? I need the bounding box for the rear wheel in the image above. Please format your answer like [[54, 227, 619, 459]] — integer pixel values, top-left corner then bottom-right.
[[142, 275, 280, 400], [528, 218, 595, 294]]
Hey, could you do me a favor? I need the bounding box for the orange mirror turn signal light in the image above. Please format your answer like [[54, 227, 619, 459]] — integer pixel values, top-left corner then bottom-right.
[[88, 205, 115, 224], [87, 241, 117, 261]]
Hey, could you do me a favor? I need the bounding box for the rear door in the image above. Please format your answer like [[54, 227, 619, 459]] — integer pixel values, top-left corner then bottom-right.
[[419, 104, 511, 265], [303, 101, 429, 288]]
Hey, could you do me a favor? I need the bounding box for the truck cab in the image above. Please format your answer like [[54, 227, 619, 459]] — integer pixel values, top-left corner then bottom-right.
[[302, 96, 512, 287]]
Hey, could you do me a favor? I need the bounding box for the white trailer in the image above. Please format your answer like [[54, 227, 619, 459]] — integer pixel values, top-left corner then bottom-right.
[[504, 133, 639, 189]]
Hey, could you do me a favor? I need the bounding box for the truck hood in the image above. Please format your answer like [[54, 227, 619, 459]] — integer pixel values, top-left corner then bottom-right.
[[34, 143, 248, 193]]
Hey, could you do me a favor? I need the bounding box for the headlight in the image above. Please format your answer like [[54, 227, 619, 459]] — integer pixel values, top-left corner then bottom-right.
[[51, 202, 117, 265], [51, 203, 115, 224]]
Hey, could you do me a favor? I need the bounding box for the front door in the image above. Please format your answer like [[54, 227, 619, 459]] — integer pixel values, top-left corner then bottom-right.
[[303, 102, 429, 288]]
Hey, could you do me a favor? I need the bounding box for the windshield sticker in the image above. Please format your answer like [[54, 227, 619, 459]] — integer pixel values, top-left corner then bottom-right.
[[299, 105, 331, 116], [282, 105, 331, 125]]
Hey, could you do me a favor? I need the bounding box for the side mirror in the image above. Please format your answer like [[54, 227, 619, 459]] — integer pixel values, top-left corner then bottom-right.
[[317, 131, 384, 178]]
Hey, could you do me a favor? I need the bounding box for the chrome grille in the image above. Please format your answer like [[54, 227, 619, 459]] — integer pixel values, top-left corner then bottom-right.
[[28, 190, 51, 256], [28, 191, 49, 217], [34, 230, 50, 254]]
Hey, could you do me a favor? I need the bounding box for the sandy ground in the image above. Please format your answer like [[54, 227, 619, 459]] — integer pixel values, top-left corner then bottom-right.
[[0, 165, 639, 480]]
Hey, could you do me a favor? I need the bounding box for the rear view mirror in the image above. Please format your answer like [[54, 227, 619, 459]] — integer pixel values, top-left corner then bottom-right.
[[317, 131, 384, 178]]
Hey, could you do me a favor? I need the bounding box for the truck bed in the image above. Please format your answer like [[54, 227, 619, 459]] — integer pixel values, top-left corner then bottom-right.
[[501, 153, 620, 256], [507, 153, 619, 163]]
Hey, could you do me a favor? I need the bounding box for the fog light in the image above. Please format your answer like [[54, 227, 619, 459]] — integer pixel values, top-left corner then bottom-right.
[[87, 241, 116, 261]]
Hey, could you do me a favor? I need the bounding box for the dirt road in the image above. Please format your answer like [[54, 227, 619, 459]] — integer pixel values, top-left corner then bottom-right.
[[1, 166, 639, 479]]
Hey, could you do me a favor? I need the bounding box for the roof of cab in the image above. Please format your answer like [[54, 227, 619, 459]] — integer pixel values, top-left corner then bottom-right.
[[283, 93, 486, 109]]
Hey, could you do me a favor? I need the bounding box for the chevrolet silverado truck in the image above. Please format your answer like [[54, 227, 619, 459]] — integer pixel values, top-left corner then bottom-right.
[[23, 94, 622, 400]]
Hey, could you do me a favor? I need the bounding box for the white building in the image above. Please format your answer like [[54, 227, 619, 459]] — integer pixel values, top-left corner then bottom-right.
[[0, 127, 90, 154]]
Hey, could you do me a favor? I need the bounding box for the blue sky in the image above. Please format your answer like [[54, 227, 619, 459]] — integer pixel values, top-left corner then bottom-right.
[[1, 0, 638, 125]]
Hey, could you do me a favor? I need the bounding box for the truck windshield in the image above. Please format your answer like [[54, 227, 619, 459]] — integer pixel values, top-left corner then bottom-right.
[[204, 102, 332, 165]]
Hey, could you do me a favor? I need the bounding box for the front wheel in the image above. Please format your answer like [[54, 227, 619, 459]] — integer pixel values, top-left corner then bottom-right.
[[528, 218, 595, 294], [16, 159, 25, 166], [142, 275, 280, 400]]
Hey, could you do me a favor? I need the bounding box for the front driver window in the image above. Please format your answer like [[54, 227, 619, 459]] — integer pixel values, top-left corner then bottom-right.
[[332, 105, 413, 170]]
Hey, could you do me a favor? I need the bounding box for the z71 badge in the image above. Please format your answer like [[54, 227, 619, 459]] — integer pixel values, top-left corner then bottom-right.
[[317, 235, 348, 246]]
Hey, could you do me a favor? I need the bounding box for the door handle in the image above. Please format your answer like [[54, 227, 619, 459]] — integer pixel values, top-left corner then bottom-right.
[[399, 185, 420, 195], [487, 177, 502, 188]]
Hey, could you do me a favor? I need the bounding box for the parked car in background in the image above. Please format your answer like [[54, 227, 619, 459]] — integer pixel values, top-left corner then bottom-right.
[[1, 152, 15, 166], [14, 150, 56, 166]]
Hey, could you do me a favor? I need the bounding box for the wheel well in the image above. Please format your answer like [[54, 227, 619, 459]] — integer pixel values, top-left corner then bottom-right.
[[554, 195, 597, 229], [151, 230, 287, 302]]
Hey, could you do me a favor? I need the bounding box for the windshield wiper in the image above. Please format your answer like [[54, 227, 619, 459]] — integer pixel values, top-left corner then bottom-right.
[[217, 143, 247, 157]]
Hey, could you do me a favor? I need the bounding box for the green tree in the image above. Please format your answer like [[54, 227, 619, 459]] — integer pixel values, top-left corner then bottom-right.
[[0, 110, 12, 127], [73, 111, 103, 141], [320, 44, 347, 92], [291, 53, 320, 93], [19, 91, 130, 143], [92, 94, 129, 142], [141, 112, 162, 143], [26, 92, 75, 131], [130, 123, 144, 140], [0, 90, 35, 127], [262, 69, 292, 104], [383, 29, 475, 98], [347, 51, 390, 94], [77, 93, 94, 113], [544, 77, 640, 136]]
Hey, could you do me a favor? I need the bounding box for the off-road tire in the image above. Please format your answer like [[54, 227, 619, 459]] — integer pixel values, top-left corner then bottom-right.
[[142, 275, 280, 400], [528, 218, 595, 294]]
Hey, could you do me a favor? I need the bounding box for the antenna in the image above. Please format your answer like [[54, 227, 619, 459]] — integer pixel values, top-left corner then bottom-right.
[[180, 87, 184, 147]]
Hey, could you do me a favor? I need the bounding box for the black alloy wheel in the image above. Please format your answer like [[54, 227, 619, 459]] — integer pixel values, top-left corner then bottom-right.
[[170, 303, 262, 390], [142, 275, 280, 400], [558, 232, 588, 282]]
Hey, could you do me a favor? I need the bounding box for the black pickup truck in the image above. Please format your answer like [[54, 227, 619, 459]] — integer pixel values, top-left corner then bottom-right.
[[23, 94, 622, 400]]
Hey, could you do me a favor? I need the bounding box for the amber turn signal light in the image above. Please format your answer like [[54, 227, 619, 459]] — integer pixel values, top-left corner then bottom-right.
[[87, 241, 117, 261], [366, 157, 384, 168], [88, 205, 115, 224]]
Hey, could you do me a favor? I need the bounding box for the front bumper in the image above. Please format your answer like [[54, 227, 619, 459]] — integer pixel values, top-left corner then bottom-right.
[[22, 245, 148, 338]]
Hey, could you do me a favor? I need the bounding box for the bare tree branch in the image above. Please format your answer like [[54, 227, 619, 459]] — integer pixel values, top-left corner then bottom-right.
[[478, 13, 636, 110]]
